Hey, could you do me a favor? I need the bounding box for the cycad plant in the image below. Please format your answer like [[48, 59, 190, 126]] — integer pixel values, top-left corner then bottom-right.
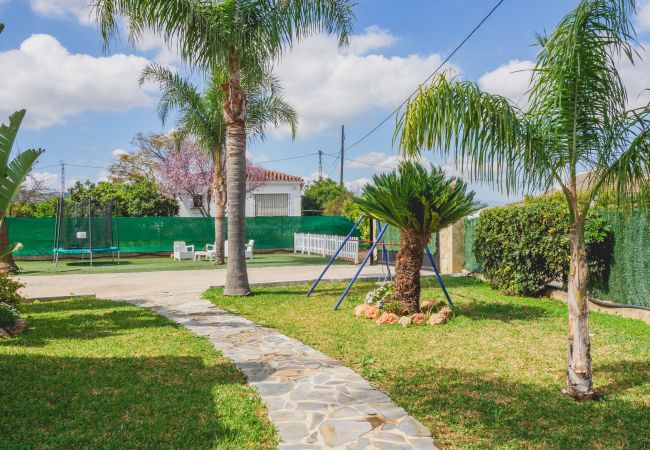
[[140, 64, 297, 265], [0, 111, 44, 271], [398, 0, 650, 399], [355, 162, 481, 313], [95, 0, 355, 295]]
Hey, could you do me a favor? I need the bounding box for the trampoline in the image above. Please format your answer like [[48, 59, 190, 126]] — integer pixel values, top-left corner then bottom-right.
[[53, 199, 120, 266]]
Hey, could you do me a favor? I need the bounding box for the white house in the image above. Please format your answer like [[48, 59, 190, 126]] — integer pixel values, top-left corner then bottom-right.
[[177, 168, 304, 217]]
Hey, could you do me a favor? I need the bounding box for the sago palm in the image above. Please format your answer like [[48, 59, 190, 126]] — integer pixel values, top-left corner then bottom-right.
[[398, 0, 650, 399], [94, 0, 355, 295], [140, 64, 297, 265], [0, 111, 44, 271], [355, 162, 481, 313]]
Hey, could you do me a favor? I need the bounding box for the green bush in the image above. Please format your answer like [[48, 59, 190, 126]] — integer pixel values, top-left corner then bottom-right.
[[0, 301, 19, 327], [474, 195, 612, 296], [0, 273, 23, 306]]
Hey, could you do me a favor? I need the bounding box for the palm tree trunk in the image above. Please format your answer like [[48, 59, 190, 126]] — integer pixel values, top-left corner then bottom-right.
[[223, 56, 250, 295], [564, 219, 597, 400], [394, 229, 428, 314], [0, 220, 18, 274], [213, 170, 226, 265]]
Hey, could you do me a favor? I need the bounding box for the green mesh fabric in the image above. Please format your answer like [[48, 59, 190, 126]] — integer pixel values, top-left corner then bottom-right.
[[591, 211, 650, 307], [463, 218, 482, 273], [9, 216, 358, 256], [381, 224, 437, 253]]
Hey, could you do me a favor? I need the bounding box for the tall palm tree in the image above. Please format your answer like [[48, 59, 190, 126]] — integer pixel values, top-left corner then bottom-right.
[[355, 162, 481, 313], [398, 0, 650, 399], [0, 111, 44, 272], [140, 64, 297, 265], [94, 0, 355, 295]]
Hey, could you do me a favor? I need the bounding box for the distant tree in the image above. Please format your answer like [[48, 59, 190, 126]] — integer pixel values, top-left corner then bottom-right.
[[68, 179, 178, 217], [8, 174, 55, 217], [156, 140, 214, 217], [302, 179, 349, 216]]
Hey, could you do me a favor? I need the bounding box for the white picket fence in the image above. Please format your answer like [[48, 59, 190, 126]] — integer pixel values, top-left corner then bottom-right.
[[294, 233, 359, 263]]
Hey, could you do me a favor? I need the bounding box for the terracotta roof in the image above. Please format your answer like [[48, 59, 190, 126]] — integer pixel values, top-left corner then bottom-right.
[[254, 168, 304, 184]]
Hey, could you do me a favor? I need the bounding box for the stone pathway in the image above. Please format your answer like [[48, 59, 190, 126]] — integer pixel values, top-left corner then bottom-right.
[[120, 292, 438, 449]]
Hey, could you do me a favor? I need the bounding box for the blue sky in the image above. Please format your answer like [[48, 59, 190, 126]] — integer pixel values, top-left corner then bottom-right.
[[2, 0, 650, 205]]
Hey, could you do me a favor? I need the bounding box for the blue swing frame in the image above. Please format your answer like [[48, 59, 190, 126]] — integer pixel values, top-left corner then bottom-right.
[[305, 216, 454, 310]]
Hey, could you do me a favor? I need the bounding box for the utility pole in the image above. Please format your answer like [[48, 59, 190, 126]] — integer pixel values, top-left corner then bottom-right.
[[318, 150, 323, 180], [339, 124, 345, 187], [59, 160, 65, 199]]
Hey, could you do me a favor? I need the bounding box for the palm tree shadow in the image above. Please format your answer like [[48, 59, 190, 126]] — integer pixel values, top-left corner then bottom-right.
[[388, 362, 650, 449]]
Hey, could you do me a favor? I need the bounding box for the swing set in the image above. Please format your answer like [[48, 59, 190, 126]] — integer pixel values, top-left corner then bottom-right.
[[306, 215, 454, 310]]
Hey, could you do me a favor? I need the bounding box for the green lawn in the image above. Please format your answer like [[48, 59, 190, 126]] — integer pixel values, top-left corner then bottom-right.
[[0, 297, 277, 449], [206, 277, 650, 449], [17, 252, 348, 276]]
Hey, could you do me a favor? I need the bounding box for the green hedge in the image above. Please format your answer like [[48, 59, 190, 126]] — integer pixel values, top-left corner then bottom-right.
[[473, 196, 612, 296]]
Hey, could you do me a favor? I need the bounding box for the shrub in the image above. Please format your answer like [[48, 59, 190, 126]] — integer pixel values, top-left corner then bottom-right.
[[0, 273, 24, 306], [365, 281, 394, 308], [0, 301, 19, 327], [474, 195, 612, 296]]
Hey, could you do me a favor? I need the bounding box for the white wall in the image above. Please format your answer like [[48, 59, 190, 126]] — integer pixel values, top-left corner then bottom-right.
[[177, 181, 303, 217]]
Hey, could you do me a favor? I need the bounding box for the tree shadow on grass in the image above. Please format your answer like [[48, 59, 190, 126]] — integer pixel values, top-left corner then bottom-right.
[[389, 362, 650, 449], [6, 300, 172, 347], [453, 300, 552, 322], [0, 298, 275, 449], [0, 354, 270, 449]]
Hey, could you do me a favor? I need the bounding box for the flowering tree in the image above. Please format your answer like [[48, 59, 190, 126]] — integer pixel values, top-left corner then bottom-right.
[[157, 141, 214, 216], [155, 138, 268, 217]]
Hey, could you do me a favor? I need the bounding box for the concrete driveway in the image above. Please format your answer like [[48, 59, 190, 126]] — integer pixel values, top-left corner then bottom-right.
[[17, 264, 395, 300]]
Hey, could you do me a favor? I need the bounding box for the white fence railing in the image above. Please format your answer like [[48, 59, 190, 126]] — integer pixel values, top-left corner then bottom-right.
[[294, 233, 359, 264]]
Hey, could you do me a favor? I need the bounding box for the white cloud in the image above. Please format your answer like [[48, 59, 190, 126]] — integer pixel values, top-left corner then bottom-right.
[[619, 43, 650, 108], [346, 151, 401, 171], [274, 26, 460, 138], [345, 177, 371, 193], [638, 1, 650, 31], [478, 45, 650, 110], [347, 26, 398, 55], [26, 171, 59, 191], [28, 0, 93, 25], [478, 59, 534, 108], [0, 34, 155, 129], [112, 149, 128, 158]]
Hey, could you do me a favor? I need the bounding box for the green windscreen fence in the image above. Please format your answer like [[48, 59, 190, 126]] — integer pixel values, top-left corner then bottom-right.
[[463, 218, 481, 273], [9, 216, 358, 257], [592, 211, 650, 308]]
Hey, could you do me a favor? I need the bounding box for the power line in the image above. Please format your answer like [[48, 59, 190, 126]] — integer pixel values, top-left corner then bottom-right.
[[344, 0, 506, 153]]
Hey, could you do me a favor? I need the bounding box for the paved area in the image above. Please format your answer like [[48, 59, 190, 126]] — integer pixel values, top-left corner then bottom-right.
[[18, 265, 439, 449], [122, 292, 437, 449], [18, 264, 398, 299]]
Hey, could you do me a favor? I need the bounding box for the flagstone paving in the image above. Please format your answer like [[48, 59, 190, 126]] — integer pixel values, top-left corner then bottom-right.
[[120, 292, 438, 449]]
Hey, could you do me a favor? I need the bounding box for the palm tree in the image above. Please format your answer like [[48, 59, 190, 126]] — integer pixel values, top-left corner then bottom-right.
[[94, 0, 355, 295], [0, 110, 44, 272], [398, 0, 649, 399], [140, 64, 297, 265], [355, 162, 481, 313]]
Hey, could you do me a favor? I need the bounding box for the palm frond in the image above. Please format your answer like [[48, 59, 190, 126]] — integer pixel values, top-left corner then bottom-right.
[[397, 75, 545, 195], [247, 94, 298, 142], [355, 162, 482, 236]]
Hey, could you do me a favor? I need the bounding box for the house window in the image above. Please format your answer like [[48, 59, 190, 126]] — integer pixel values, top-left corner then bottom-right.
[[255, 193, 289, 216], [192, 194, 204, 209]]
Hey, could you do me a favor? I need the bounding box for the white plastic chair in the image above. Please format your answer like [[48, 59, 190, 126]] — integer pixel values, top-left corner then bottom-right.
[[173, 241, 195, 261], [223, 240, 254, 259]]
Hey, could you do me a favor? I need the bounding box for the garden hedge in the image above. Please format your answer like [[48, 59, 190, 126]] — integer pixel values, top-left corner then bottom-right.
[[473, 195, 612, 296]]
